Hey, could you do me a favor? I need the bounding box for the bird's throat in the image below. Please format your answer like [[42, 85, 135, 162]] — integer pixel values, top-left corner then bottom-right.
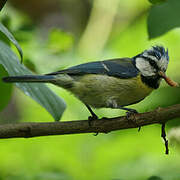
[[141, 75, 161, 89]]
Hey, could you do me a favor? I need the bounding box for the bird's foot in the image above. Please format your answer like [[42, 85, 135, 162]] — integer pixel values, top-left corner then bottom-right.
[[126, 109, 138, 118], [88, 115, 99, 136], [88, 114, 98, 127], [126, 109, 141, 131]]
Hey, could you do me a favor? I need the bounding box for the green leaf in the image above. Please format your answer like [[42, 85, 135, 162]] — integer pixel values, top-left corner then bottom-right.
[[0, 41, 66, 121], [0, 23, 23, 62], [0, 65, 13, 111], [148, 0, 180, 39], [0, 0, 7, 11], [148, 0, 167, 5]]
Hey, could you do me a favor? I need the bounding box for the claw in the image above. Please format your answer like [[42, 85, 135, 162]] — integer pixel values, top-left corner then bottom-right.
[[126, 109, 141, 131], [126, 109, 138, 119], [93, 132, 99, 136], [88, 115, 99, 136], [88, 114, 98, 127]]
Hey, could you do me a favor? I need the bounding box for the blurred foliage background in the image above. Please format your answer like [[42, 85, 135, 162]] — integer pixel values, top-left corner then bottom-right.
[[0, 0, 180, 179]]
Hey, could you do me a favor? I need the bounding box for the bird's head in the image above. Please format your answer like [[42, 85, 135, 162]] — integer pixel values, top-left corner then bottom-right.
[[134, 46, 178, 88], [135, 46, 169, 77]]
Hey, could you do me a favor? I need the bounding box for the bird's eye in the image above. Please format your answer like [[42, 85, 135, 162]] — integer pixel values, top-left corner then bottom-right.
[[149, 60, 159, 71], [149, 60, 156, 66], [154, 53, 161, 60]]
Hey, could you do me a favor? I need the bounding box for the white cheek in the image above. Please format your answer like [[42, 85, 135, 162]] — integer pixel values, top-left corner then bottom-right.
[[135, 58, 156, 76]]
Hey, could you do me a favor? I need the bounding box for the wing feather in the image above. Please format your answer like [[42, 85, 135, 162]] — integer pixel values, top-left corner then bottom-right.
[[47, 58, 139, 78]]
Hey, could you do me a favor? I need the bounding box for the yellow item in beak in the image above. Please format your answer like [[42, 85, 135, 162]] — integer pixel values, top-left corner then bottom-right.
[[159, 71, 179, 87]]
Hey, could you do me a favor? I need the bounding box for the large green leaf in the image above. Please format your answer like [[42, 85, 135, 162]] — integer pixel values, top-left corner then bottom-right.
[[148, 0, 180, 39], [0, 23, 23, 62], [0, 41, 66, 121], [0, 65, 12, 111]]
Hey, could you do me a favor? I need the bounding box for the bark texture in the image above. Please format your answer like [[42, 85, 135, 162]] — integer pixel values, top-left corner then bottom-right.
[[0, 104, 179, 139]]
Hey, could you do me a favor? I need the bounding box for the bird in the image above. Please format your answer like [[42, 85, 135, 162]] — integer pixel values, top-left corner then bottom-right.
[[2, 46, 178, 121]]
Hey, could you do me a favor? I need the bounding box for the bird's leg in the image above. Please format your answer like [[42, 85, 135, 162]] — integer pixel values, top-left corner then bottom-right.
[[85, 104, 98, 124], [110, 104, 140, 131], [118, 107, 141, 131], [117, 107, 138, 117], [108, 100, 138, 116], [85, 104, 99, 136]]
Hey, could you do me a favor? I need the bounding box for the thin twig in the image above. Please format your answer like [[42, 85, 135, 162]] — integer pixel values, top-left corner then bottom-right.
[[161, 123, 169, 155]]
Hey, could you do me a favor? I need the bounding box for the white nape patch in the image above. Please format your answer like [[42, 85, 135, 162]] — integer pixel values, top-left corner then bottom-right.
[[135, 57, 156, 76]]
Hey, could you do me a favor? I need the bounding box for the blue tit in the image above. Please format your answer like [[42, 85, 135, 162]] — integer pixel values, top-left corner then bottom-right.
[[3, 46, 178, 120]]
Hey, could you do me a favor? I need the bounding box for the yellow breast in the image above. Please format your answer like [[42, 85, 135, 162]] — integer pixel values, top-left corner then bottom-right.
[[69, 74, 154, 108], [133, 74, 153, 98]]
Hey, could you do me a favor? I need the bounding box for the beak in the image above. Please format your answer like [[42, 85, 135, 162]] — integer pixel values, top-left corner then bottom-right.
[[158, 71, 179, 87]]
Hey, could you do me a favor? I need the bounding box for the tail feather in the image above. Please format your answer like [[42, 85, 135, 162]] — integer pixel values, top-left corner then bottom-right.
[[2, 75, 56, 83]]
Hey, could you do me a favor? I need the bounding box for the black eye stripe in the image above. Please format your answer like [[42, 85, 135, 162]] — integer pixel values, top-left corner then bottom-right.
[[149, 60, 156, 66], [141, 56, 159, 70]]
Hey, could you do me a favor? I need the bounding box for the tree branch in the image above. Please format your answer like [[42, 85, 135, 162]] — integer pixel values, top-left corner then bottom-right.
[[0, 104, 180, 139]]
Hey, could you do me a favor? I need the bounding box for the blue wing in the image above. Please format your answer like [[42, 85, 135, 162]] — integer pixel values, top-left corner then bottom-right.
[[48, 58, 139, 78]]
